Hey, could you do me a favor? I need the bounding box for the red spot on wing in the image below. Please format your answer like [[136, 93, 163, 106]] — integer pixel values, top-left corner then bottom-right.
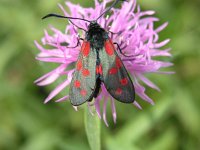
[[82, 68, 90, 77], [109, 67, 118, 75], [76, 60, 82, 71], [81, 41, 90, 57], [80, 89, 87, 96], [116, 57, 122, 68], [120, 78, 128, 86], [115, 88, 122, 95], [96, 64, 103, 75], [105, 39, 114, 56], [74, 80, 81, 88]]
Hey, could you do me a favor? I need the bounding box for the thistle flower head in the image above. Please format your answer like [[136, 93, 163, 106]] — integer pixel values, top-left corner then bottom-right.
[[35, 0, 172, 126]]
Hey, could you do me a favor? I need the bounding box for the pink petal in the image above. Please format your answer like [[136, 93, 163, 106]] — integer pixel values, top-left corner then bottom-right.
[[153, 39, 170, 48], [37, 73, 60, 86], [35, 64, 66, 85], [44, 70, 74, 103], [111, 98, 117, 124], [154, 71, 175, 74], [35, 70, 55, 84], [103, 98, 109, 127], [133, 101, 142, 110], [155, 22, 168, 33], [94, 96, 102, 119], [133, 76, 155, 105], [137, 73, 161, 91], [36, 57, 70, 63], [55, 95, 69, 102], [150, 48, 172, 57]]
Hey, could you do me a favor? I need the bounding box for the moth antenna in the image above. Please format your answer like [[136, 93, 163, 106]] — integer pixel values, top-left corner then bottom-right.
[[95, 0, 127, 21], [42, 13, 91, 23], [42, 13, 90, 31]]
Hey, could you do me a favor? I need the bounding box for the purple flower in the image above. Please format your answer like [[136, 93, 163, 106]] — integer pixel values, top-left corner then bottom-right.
[[35, 0, 172, 126]]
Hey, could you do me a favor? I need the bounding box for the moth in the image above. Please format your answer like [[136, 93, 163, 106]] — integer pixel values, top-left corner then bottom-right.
[[42, 0, 135, 106]]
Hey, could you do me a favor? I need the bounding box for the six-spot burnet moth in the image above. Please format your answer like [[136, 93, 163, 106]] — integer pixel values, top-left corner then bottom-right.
[[42, 0, 135, 106]]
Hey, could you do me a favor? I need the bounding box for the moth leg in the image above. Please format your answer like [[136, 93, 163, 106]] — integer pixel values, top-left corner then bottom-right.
[[108, 30, 122, 35], [113, 42, 133, 57], [114, 42, 141, 61], [79, 37, 84, 41], [108, 30, 124, 39], [61, 37, 84, 48]]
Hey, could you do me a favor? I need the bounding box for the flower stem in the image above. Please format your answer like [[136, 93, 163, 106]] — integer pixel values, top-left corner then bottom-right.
[[84, 103, 101, 150]]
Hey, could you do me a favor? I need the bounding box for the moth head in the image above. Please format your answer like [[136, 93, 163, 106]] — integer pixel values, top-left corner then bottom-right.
[[88, 21, 101, 29]]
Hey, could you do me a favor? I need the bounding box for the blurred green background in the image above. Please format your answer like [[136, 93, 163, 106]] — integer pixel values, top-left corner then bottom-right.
[[0, 0, 200, 150]]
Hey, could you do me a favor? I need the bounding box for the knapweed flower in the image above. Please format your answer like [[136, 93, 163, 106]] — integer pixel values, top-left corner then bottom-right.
[[35, 0, 172, 126]]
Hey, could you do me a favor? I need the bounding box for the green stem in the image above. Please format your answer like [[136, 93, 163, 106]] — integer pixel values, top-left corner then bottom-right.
[[84, 104, 101, 150]]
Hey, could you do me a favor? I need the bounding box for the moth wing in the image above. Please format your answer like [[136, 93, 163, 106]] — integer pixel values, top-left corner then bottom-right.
[[99, 39, 135, 103], [69, 41, 97, 106]]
